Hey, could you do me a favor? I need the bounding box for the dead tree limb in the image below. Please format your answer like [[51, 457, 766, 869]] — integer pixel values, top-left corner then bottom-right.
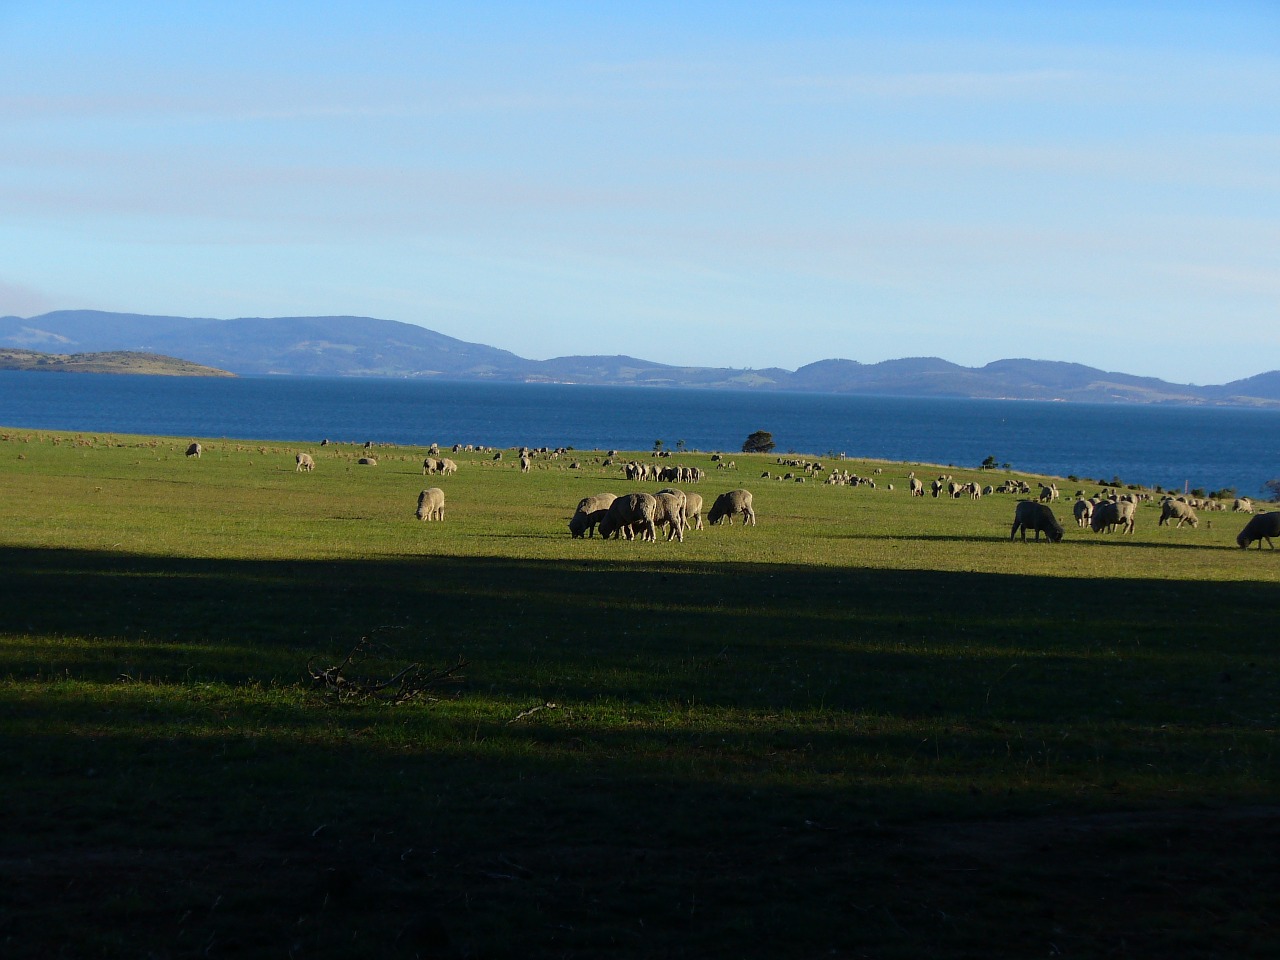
[[307, 637, 467, 705]]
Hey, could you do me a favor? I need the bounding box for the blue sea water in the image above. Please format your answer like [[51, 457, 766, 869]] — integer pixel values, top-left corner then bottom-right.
[[1, 371, 1277, 497]]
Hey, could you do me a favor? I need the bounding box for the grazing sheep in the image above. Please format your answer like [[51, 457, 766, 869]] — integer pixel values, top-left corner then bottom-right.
[[520, 455, 531, 473], [1039, 483, 1059, 502], [909, 477, 925, 497], [440, 458, 458, 475], [415, 487, 445, 521], [682, 491, 704, 531], [1236, 512, 1280, 549], [707, 489, 756, 526], [1091, 499, 1136, 534], [1072, 498, 1093, 528], [422, 457, 444, 475], [358, 456, 378, 466], [1234, 498, 1254, 513], [598, 493, 658, 542], [1010, 500, 1064, 542], [1158, 498, 1199, 528], [653, 491, 687, 542], [185, 442, 202, 458], [295, 453, 315, 472], [568, 493, 618, 539]]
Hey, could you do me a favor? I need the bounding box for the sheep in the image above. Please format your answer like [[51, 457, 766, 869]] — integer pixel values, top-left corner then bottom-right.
[[568, 493, 618, 539], [1039, 483, 1059, 502], [295, 452, 315, 472], [519, 455, 531, 473], [707, 489, 756, 526], [598, 493, 658, 541], [652, 491, 687, 542], [682, 491, 704, 531], [185, 442, 202, 458], [415, 487, 445, 521], [440, 458, 458, 475], [1091, 499, 1136, 534], [358, 456, 378, 466], [1072, 498, 1093, 528], [909, 477, 925, 497], [1234, 498, 1254, 513], [1158, 498, 1199, 529], [1236, 512, 1280, 549], [422, 457, 444, 475], [1010, 500, 1064, 542]]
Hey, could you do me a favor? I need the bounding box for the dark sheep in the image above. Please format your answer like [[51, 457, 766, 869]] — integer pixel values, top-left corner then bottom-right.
[[1236, 512, 1280, 549], [1010, 500, 1064, 542]]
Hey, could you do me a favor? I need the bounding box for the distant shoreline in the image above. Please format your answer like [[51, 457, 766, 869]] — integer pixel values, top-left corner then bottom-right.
[[0, 348, 234, 378]]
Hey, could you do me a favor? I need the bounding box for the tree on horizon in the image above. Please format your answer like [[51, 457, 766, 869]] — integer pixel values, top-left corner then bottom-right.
[[742, 430, 775, 453]]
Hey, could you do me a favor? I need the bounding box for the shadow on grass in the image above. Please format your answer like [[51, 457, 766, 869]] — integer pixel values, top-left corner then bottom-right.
[[2, 544, 1278, 720], [4, 545, 1280, 959]]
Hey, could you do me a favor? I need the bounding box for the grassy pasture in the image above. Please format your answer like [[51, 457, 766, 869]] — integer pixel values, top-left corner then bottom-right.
[[1, 428, 1278, 959]]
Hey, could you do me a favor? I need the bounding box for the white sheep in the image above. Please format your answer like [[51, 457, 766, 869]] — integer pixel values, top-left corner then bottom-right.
[[416, 487, 445, 521]]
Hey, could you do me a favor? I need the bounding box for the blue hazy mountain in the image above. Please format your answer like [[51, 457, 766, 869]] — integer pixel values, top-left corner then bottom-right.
[[1, 310, 1274, 405]]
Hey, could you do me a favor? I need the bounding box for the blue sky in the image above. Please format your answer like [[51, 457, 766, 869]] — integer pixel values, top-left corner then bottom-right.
[[1, 1, 1277, 383]]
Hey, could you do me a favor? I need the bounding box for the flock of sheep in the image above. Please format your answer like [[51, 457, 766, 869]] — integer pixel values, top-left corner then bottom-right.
[[190, 439, 1277, 550]]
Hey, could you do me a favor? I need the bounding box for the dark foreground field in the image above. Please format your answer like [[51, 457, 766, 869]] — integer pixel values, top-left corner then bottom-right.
[[2, 431, 1277, 958]]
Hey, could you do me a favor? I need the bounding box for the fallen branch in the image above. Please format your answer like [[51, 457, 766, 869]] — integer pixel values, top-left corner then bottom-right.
[[508, 701, 558, 724], [307, 637, 467, 705]]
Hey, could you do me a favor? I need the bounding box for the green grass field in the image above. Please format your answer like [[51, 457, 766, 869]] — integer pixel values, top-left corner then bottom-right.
[[2, 428, 1277, 959]]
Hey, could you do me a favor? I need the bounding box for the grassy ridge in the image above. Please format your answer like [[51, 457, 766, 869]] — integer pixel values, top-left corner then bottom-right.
[[2, 429, 1278, 958], [0, 348, 234, 376]]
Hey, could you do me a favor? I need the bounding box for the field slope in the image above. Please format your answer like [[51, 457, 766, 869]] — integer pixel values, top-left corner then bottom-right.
[[1, 429, 1277, 959]]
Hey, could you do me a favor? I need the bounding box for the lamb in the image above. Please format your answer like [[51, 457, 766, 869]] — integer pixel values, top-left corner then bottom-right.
[[598, 493, 658, 541], [185, 442, 202, 458], [707, 489, 756, 526], [1158, 498, 1199, 528], [682, 491, 704, 531], [1010, 500, 1064, 542], [415, 487, 445, 521], [295, 453, 315, 472], [568, 493, 618, 539], [652, 491, 687, 542], [1072, 498, 1093, 528], [1236, 512, 1280, 549], [1091, 499, 1136, 534]]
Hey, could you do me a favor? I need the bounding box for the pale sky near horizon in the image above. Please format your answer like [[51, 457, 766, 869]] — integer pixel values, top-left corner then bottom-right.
[[1, 1, 1277, 384]]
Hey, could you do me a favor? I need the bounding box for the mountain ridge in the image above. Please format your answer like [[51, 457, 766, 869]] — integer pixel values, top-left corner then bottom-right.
[[1, 310, 1276, 406]]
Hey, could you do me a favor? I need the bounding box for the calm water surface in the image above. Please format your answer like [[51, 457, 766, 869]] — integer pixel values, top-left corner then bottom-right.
[[1, 371, 1277, 497]]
